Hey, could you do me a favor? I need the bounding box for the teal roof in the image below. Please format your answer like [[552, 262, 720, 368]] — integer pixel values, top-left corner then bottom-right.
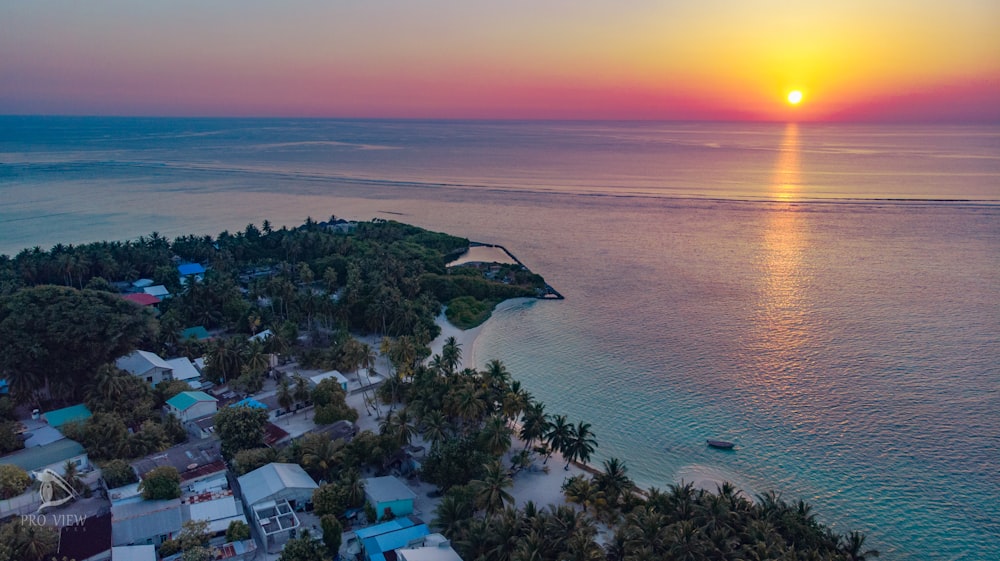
[[166, 391, 216, 411], [181, 326, 210, 341], [41, 404, 92, 428], [5, 439, 86, 472]]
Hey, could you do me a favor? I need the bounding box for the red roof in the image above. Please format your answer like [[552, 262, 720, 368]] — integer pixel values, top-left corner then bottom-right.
[[122, 293, 161, 306]]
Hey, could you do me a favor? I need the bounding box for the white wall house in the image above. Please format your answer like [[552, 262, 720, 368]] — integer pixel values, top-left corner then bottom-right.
[[165, 391, 218, 423], [116, 351, 173, 386]]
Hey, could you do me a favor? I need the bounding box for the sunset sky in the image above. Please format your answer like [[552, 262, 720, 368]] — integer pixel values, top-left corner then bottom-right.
[[2, 1, 998, 121]]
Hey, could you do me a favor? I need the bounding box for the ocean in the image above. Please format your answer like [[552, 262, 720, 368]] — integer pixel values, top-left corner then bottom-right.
[[2, 117, 998, 559]]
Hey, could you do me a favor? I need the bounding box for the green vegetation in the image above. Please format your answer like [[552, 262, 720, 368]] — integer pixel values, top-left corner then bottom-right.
[[0, 285, 157, 404], [0, 464, 31, 499], [445, 295, 497, 329], [0, 218, 877, 560], [214, 405, 270, 460], [158, 519, 211, 559], [278, 529, 328, 561], [225, 519, 251, 542], [0, 518, 59, 561], [100, 459, 139, 489], [138, 465, 181, 500]]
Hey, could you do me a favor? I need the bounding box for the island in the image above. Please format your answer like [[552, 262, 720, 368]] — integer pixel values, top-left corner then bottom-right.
[[0, 217, 877, 561]]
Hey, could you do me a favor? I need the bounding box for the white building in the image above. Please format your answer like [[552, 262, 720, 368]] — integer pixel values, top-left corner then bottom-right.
[[165, 391, 218, 423], [116, 350, 173, 386], [237, 463, 318, 553]]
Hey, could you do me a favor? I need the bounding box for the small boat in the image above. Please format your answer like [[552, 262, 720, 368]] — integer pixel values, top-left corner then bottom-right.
[[706, 440, 735, 449]]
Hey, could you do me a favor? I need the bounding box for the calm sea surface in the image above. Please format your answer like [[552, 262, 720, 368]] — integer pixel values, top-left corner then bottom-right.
[[2, 118, 998, 559]]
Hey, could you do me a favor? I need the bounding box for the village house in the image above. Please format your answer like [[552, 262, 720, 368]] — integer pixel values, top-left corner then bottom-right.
[[363, 475, 417, 521], [116, 350, 173, 386], [164, 391, 218, 422], [236, 462, 318, 553]]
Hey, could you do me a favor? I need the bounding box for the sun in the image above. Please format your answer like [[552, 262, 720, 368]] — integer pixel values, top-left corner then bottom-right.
[[787, 90, 803, 105]]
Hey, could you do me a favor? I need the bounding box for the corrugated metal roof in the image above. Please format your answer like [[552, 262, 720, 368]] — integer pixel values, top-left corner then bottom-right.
[[111, 545, 156, 561], [355, 517, 417, 539], [111, 498, 183, 546], [4, 438, 85, 472], [365, 476, 417, 504], [187, 495, 246, 534], [237, 463, 318, 507], [178, 263, 206, 276], [41, 403, 92, 428], [165, 357, 201, 381], [364, 524, 429, 555], [117, 350, 172, 375], [166, 391, 216, 411]]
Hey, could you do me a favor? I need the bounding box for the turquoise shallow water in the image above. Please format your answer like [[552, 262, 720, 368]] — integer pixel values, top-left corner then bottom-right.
[[2, 118, 998, 559]]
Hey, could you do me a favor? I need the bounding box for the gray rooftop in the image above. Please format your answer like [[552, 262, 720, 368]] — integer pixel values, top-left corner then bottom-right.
[[237, 463, 318, 507], [111, 498, 183, 546], [364, 476, 417, 505]]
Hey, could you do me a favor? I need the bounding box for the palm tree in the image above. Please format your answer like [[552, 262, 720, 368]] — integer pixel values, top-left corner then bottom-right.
[[300, 434, 344, 481], [441, 336, 462, 374], [433, 494, 474, 539], [481, 415, 513, 456], [544, 414, 572, 464], [473, 461, 513, 516], [420, 410, 449, 450], [562, 475, 605, 514], [519, 401, 550, 451], [276, 379, 294, 420], [293, 375, 310, 409], [563, 421, 598, 470], [840, 531, 880, 561], [594, 457, 633, 508]]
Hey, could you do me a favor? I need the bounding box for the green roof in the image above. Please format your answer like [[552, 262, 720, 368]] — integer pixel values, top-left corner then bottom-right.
[[166, 391, 216, 411], [5, 439, 86, 472], [41, 404, 92, 428], [181, 326, 210, 341]]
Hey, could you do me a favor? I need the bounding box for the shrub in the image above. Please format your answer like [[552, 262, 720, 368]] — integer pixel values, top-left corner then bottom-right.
[[138, 466, 181, 500], [100, 459, 138, 489], [0, 464, 31, 499]]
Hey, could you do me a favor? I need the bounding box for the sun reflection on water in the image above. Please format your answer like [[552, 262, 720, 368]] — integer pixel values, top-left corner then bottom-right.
[[741, 123, 816, 404]]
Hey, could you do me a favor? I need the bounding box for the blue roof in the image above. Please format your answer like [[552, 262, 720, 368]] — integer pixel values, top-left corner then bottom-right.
[[354, 517, 416, 540], [178, 263, 206, 275], [364, 524, 429, 555], [41, 404, 92, 428], [230, 398, 267, 409]]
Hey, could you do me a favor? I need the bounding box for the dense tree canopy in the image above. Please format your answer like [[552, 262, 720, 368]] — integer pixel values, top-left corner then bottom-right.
[[214, 405, 270, 460], [0, 285, 157, 403]]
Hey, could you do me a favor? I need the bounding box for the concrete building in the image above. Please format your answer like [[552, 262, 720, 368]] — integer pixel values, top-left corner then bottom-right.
[[236, 463, 318, 553], [364, 476, 417, 521], [307, 370, 349, 392], [165, 391, 218, 422], [116, 350, 173, 386], [4, 438, 89, 475], [165, 357, 202, 386]]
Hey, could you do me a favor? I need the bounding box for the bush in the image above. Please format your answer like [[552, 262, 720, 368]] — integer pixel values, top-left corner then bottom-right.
[[233, 447, 278, 476], [445, 296, 496, 329], [139, 466, 181, 500], [100, 459, 138, 489], [226, 520, 251, 542], [0, 464, 31, 499]]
